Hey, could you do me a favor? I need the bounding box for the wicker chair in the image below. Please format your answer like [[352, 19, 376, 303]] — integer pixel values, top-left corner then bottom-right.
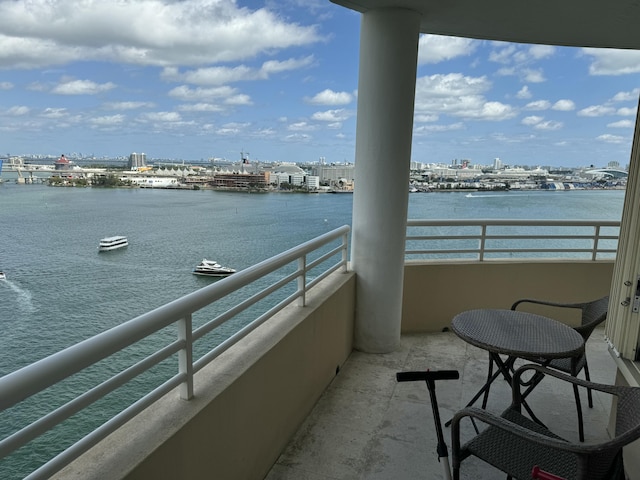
[[451, 364, 637, 480], [508, 296, 609, 442]]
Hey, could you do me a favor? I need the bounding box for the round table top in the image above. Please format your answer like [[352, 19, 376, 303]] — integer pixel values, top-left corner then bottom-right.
[[451, 309, 585, 359]]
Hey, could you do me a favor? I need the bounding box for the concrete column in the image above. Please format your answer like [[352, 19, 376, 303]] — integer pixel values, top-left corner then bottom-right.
[[351, 8, 421, 353]]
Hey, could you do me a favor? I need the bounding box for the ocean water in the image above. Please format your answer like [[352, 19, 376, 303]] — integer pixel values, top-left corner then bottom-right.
[[0, 183, 625, 478]]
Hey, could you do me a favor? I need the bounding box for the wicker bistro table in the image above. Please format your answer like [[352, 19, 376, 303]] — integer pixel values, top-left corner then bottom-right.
[[449, 309, 586, 438]]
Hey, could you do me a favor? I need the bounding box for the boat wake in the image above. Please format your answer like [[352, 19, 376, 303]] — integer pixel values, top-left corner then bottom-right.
[[465, 193, 515, 198], [1, 280, 36, 313]]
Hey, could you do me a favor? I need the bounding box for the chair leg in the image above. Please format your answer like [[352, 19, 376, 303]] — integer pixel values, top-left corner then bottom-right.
[[583, 360, 593, 408], [572, 383, 584, 442], [482, 354, 494, 409]]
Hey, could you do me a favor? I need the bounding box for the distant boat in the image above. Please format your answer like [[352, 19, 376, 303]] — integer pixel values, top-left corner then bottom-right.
[[192, 259, 236, 277], [0, 271, 5, 280], [98, 236, 129, 252]]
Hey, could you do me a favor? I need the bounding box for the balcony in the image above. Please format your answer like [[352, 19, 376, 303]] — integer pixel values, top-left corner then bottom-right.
[[266, 326, 615, 479]]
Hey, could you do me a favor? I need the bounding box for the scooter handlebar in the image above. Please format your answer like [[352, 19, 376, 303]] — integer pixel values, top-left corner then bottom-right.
[[396, 370, 459, 382]]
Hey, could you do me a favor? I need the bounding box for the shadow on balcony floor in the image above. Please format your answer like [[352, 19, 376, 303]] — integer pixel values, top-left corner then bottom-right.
[[265, 326, 615, 480]]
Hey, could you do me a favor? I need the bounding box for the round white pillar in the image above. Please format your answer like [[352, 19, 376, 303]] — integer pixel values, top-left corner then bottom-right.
[[351, 8, 421, 353]]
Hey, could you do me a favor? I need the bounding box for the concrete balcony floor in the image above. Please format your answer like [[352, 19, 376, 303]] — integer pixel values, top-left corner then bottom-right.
[[266, 326, 615, 479]]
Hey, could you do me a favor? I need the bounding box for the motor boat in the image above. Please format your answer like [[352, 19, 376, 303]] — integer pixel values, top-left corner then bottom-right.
[[98, 236, 128, 252], [192, 259, 236, 277], [0, 271, 5, 280]]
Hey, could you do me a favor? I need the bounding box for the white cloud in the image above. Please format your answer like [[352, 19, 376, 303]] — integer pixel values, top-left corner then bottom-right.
[[261, 56, 314, 75], [168, 85, 238, 102], [90, 114, 125, 126], [177, 103, 224, 112], [104, 101, 154, 110], [522, 116, 544, 126], [608, 120, 635, 128], [534, 120, 563, 130], [414, 114, 439, 123], [225, 94, 252, 106], [6, 105, 30, 115], [516, 86, 532, 99], [612, 89, 640, 102], [418, 35, 477, 64], [216, 122, 250, 135], [288, 121, 315, 131], [522, 69, 546, 83], [306, 89, 353, 106], [414, 122, 464, 134], [524, 100, 551, 111], [284, 133, 312, 142], [578, 105, 617, 117], [552, 100, 575, 111], [161, 56, 314, 87], [491, 43, 552, 83], [0, 1, 321, 69], [582, 48, 640, 75], [311, 109, 350, 122], [0, 81, 13, 89], [414, 73, 515, 121], [617, 106, 638, 116], [141, 111, 182, 122], [597, 133, 626, 143], [52, 79, 116, 95], [40, 107, 67, 118], [528, 45, 555, 60]]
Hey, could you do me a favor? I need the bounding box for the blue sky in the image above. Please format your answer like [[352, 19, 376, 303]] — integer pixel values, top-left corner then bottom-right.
[[1, 0, 640, 168]]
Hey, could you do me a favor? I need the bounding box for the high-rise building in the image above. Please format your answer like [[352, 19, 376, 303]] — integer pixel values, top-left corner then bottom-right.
[[128, 152, 147, 170]]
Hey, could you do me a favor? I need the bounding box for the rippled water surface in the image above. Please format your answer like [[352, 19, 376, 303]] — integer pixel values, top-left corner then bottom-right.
[[0, 183, 625, 478]]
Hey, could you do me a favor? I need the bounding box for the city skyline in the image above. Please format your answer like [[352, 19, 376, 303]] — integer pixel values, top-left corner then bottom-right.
[[1, 0, 640, 168]]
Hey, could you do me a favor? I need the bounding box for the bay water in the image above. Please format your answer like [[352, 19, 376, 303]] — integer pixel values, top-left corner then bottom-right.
[[0, 183, 625, 478]]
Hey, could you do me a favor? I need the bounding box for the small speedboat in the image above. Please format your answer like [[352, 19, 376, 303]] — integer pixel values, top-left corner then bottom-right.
[[192, 259, 236, 277], [0, 271, 6, 280]]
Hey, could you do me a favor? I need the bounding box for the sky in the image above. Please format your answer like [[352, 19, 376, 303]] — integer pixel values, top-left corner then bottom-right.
[[1, 0, 640, 168]]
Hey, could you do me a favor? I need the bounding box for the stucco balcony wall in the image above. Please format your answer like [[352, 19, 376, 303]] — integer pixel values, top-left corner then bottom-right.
[[402, 260, 614, 332], [55, 260, 616, 480], [54, 271, 355, 480]]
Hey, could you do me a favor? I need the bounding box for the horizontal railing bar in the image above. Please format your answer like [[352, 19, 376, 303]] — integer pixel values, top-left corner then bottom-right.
[[405, 219, 619, 262], [307, 261, 344, 291], [192, 269, 301, 343], [193, 290, 301, 374], [0, 339, 183, 457], [26, 372, 187, 480], [406, 219, 620, 227], [1, 225, 350, 478], [307, 244, 345, 271]]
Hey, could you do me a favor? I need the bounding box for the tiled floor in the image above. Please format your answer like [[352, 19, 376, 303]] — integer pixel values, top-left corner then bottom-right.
[[265, 326, 616, 479]]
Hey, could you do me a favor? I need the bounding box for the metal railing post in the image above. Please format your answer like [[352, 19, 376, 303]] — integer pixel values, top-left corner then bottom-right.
[[342, 231, 349, 271], [479, 224, 487, 261], [178, 314, 194, 400], [297, 256, 306, 307]]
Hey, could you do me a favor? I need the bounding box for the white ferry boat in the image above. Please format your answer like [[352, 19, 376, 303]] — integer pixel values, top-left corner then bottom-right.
[[192, 259, 236, 277], [98, 236, 129, 252]]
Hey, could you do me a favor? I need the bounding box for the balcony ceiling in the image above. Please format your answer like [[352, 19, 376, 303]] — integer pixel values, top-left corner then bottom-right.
[[330, 0, 640, 50]]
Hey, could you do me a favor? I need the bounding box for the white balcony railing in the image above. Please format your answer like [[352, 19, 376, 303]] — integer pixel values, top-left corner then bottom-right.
[[0, 226, 350, 480], [406, 219, 620, 261], [0, 219, 621, 479]]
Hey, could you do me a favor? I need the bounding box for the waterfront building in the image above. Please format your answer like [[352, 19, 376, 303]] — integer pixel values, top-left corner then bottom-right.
[[306, 175, 320, 190], [210, 171, 269, 189], [309, 163, 355, 184], [54, 154, 72, 171], [127, 153, 147, 170]]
